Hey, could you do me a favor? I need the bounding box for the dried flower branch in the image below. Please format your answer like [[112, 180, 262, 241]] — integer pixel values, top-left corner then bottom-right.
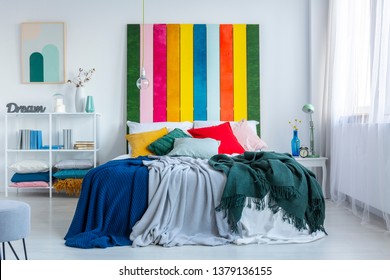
[[67, 68, 96, 87], [289, 118, 302, 130]]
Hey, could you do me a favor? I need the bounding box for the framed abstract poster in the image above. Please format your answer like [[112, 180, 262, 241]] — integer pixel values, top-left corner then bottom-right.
[[21, 22, 66, 84]]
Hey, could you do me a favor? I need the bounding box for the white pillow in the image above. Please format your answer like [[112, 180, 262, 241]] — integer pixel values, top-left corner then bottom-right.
[[127, 121, 193, 134], [167, 138, 220, 159], [9, 160, 50, 173], [193, 120, 259, 135]]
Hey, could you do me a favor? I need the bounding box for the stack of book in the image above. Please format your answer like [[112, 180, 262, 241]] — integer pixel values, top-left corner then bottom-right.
[[63, 129, 72, 149], [18, 129, 43, 150], [73, 141, 95, 150]]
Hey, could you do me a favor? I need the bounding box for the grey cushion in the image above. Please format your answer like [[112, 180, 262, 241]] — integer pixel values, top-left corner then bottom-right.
[[0, 200, 30, 242]]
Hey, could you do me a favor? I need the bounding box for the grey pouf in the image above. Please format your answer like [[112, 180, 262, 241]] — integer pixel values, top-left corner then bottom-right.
[[0, 200, 31, 260]]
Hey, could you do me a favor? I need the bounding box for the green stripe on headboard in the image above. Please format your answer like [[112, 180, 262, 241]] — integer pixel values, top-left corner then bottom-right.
[[127, 24, 140, 125], [246, 25, 261, 136]]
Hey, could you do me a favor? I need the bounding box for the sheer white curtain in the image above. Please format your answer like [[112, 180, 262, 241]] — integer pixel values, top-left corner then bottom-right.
[[321, 0, 390, 231]]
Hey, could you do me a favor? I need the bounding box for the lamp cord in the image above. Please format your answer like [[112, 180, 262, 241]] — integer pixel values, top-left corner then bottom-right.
[[141, 0, 145, 70]]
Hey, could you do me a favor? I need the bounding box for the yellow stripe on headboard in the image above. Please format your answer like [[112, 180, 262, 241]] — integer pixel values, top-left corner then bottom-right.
[[180, 24, 194, 122], [233, 24, 247, 121]]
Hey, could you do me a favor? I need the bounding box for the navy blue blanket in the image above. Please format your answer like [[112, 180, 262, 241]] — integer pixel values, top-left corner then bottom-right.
[[64, 157, 150, 248]]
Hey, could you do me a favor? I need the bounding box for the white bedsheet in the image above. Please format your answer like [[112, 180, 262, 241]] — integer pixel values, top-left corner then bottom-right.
[[129, 156, 325, 247]]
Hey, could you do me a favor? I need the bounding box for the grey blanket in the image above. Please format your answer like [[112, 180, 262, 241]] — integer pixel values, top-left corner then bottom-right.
[[130, 156, 236, 247]]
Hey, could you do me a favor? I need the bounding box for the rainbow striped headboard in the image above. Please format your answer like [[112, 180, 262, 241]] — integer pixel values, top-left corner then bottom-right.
[[127, 23, 260, 129]]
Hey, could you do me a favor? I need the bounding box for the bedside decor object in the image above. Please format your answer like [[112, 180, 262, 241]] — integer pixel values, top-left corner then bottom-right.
[[289, 119, 301, 156], [85, 96, 95, 113], [291, 129, 301, 156], [62, 129, 72, 149], [75, 87, 86, 113], [53, 93, 66, 113], [302, 103, 319, 157], [67, 68, 95, 112], [21, 22, 66, 84], [6, 103, 46, 113], [136, 0, 149, 90], [299, 146, 309, 158]]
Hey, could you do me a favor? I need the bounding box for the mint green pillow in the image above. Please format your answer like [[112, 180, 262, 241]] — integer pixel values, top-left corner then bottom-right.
[[167, 138, 220, 159], [148, 128, 191, 155]]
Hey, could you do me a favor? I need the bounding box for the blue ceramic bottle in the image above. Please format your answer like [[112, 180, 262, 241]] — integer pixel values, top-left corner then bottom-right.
[[291, 130, 300, 156]]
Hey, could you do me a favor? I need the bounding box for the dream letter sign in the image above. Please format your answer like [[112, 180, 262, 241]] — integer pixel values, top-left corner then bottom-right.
[[6, 102, 46, 113]]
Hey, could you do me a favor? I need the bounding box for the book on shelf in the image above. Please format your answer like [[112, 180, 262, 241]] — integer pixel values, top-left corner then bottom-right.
[[73, 141, 95, 150], [62, 129, 72, 149], [40, 145, 64, 150], [18, 129, 43, 150]]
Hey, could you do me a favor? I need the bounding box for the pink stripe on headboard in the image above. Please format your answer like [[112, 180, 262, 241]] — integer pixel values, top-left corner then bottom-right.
[[140, 24, 154, 122], [153, 24, 167, 122]]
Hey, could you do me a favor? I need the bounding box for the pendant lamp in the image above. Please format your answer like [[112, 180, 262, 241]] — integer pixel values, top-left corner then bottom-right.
[[136, 0, 149, 90]]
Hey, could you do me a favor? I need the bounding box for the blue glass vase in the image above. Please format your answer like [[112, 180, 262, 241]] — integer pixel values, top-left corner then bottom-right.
[[291, 130, 300, 156]]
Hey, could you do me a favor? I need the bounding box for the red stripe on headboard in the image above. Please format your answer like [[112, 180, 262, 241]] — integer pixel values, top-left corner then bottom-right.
[[220, 24, 234, 121]]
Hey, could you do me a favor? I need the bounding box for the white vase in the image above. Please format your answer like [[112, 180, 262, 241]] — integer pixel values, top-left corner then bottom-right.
[[75, 87, 86, 113], [64, 91, 75, 113]]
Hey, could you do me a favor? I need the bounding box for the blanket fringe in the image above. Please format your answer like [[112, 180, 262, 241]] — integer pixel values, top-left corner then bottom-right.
[[216, 195, 247, 216], [246, 197, 266, 211], [269, 184, 298, 199], [306, 198, 328, 235], [266, 197, 306, 231], [216, 196, 267, 233]]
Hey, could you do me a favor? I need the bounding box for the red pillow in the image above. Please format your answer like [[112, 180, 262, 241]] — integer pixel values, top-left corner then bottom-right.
[[187, 122, 245, 154]]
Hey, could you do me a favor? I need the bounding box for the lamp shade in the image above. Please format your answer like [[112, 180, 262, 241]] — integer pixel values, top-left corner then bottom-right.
[[302, 103, 315, 114]]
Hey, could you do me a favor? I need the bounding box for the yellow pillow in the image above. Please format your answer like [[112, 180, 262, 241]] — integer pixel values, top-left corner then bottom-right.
[[126, 127, 168, 157]]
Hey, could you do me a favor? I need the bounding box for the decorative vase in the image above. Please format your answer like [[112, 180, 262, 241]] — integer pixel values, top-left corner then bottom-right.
[[85, 96, 95, 113], [64, 91, 75, 113], [291, 129, 300, 156], [75, 86, 86, 113]]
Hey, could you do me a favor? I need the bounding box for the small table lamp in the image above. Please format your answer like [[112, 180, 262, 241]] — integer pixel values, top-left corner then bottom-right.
[[302, 103, 319, 157]]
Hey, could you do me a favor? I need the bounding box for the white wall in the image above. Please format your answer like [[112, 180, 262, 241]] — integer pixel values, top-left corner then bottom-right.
[[0, 0, 326, 187]]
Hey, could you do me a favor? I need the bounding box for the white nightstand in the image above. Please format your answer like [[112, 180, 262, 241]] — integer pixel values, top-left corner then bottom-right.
[[294, 156, 328, 198]]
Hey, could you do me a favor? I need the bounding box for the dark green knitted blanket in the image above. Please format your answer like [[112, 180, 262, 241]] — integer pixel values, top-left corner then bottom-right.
[[209, 151, 326, 234]]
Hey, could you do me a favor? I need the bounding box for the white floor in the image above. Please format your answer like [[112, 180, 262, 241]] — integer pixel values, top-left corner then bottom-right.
[[1, 190, 390, 260]]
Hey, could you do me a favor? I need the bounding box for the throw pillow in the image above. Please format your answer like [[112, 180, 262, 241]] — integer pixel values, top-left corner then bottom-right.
[[232, 120, 268, 151], [148, 128, 191, 156], [10, 181, 49, 188], [187, 122, 245, 154], [126, 127, 169, 157], [11, 172, 50, 183], [193, 120, 259, 134], [53, 169, 91, 179], [54, 159, 94, 170], [167, 138, 220, 159], [9, 160, 50, 174]]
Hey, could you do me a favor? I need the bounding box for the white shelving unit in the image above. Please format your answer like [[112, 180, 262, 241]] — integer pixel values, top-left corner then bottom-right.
[[4, 112, 101, 197]]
